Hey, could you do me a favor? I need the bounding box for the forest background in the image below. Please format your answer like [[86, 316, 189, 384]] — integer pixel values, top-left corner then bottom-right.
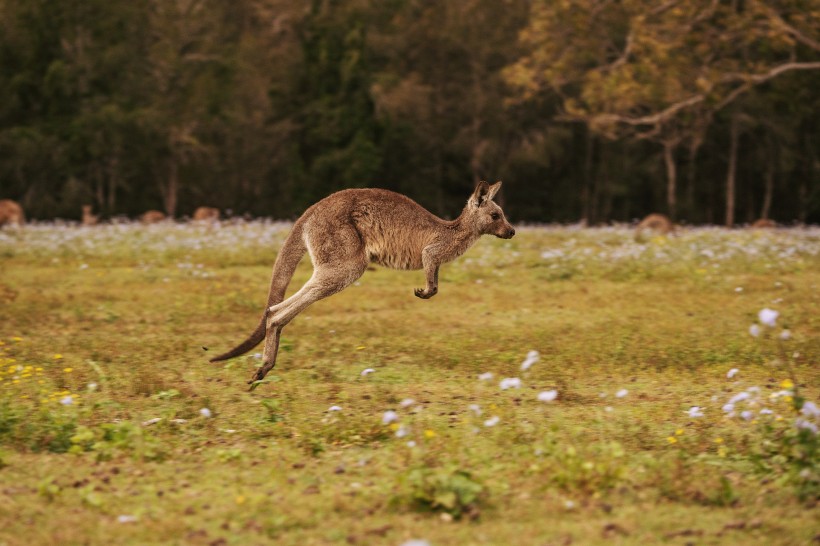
[[1, 0, 819, 225]]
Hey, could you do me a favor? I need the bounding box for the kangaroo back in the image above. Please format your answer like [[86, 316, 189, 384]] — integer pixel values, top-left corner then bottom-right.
[[209, 221, 307, 362]]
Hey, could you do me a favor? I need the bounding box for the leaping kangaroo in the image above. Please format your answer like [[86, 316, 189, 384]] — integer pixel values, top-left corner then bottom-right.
[[209, 181, 515, 386]]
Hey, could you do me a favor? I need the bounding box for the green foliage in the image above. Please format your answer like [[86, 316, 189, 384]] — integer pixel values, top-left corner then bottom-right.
[[399, 465, 485, 519], [1, 0, 817, 223], [536, 439, 628, 494], [69, 422, 166, 462]]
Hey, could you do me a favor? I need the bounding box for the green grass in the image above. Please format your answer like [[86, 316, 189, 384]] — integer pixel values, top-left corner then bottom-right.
[[0, 223, 818, 545]]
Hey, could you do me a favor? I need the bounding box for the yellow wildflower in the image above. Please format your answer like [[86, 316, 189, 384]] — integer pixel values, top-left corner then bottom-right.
[[63, 368, 73, 373], [714, 437, 724, 444], [424, 429, 436, 439], [666, 436, 677, 444], [675, 429, 684, 436], [780, 379, 794, 390]]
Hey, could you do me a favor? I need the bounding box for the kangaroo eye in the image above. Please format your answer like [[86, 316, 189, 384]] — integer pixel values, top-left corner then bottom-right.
[[490, 212, 500, 221]]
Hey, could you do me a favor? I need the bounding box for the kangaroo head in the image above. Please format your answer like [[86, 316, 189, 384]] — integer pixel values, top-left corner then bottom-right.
[[467, 181, 515, 239]]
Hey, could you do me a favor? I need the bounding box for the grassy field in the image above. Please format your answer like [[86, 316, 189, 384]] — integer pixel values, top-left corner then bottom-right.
[[0, 221, 818, 546]]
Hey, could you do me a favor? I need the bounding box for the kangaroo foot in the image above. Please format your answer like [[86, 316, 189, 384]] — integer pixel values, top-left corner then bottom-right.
[[414, 287, 437, 299], [248, 366, 270, 385]]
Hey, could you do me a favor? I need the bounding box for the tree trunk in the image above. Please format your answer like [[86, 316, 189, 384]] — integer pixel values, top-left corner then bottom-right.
[[725, 116, 739, 227], [685, 143, 699, 223], [760, 151, 774, 220], [581, 130, 594, 224], [162, 159, 179, 218], [663, 141, 677, 221]]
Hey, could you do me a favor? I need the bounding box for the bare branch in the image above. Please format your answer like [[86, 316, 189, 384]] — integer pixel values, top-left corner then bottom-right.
[[715, 61, 820, 111], [590, 94, 706, 127]]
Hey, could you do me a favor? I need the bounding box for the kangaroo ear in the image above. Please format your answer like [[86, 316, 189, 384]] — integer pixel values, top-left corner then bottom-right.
[[471, 181, 491, 207], [487, 181, 502, 201]]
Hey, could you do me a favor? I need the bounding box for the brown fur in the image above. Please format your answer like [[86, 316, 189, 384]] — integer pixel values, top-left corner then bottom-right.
[[0, 199, 25, 227], [193, 206, 220, 222], [82, 205, 99, 226], [751, 218, 776, 229], [210, 181, 515, 386], [635, 213, 674, 240], [140, 210, 166, 224]]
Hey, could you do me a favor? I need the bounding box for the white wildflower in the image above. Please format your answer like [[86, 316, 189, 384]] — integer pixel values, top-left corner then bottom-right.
[[406, 440, 417, 448], [795, 418, 818, 435], [400, 398, 415, 408], [722, 403, 735, 413], [537, 390, 558, 402], [728, 392, 751, 404], [361, 368, 375, 376], [758, 308, 779, 327], [468, 404, 482, 416], [801, 401, 820, 419], [740, 410, 754, 421], [117, 515, 138, 524], [400, 540, 431, 546], [142, 417, 162, 426], [484, 416, 500, 427], [477, 372, 493, 381], [199, 407, 212, 418], [759, 408, 773, 415], [726, 368, 739, 379], [87, 382, 98, 391], [60, 396, 73, 406], [686, 406, 704, 418], [615, 389, 628, 398], [395, 425, 410, 438], [749, 324, 761, 337], [520, 350, 540, 371], [327, 405, 342, 412], [779, 329, 791, 340], [382, 410, 399, 425], [499, 377, 522, 390]]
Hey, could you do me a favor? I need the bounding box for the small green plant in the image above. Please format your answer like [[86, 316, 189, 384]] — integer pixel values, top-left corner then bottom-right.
[[69, 421, 166, 462], [261, 399, 284, 423], [399, 465, 485, 519], [535, 437, 627, 494]]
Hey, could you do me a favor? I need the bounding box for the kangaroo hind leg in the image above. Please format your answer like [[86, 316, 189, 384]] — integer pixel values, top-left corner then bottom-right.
[[251, 228, 368, 385]]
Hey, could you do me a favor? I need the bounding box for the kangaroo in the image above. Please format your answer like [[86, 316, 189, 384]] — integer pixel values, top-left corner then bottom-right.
[[635, 213, 674, 241], [751, 218, 776, 229], [193, 206, 220, 223], [140, 210, 166, 224], [0, 199, 25, 227], [210, 181, 515, 386], [82, 205, 99, 226]]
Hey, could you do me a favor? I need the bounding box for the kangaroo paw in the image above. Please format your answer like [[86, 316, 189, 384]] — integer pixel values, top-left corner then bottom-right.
[[248, 368, 267, 385], [414, 287, 437, 299]]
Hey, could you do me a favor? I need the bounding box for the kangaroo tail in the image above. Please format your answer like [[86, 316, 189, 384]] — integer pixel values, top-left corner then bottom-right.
[[209, 222, 307, 362]]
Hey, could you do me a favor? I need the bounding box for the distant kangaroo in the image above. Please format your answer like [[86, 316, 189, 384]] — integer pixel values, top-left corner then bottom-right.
[[635, 213, 674, 241], [0, 199, 25, 227], [193, 206, 220, 223], [210, 181, 515, 385], [82, 205, 99, 226]]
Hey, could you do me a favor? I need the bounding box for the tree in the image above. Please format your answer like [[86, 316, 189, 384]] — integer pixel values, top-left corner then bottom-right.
[[506, 0, 820, 223]]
